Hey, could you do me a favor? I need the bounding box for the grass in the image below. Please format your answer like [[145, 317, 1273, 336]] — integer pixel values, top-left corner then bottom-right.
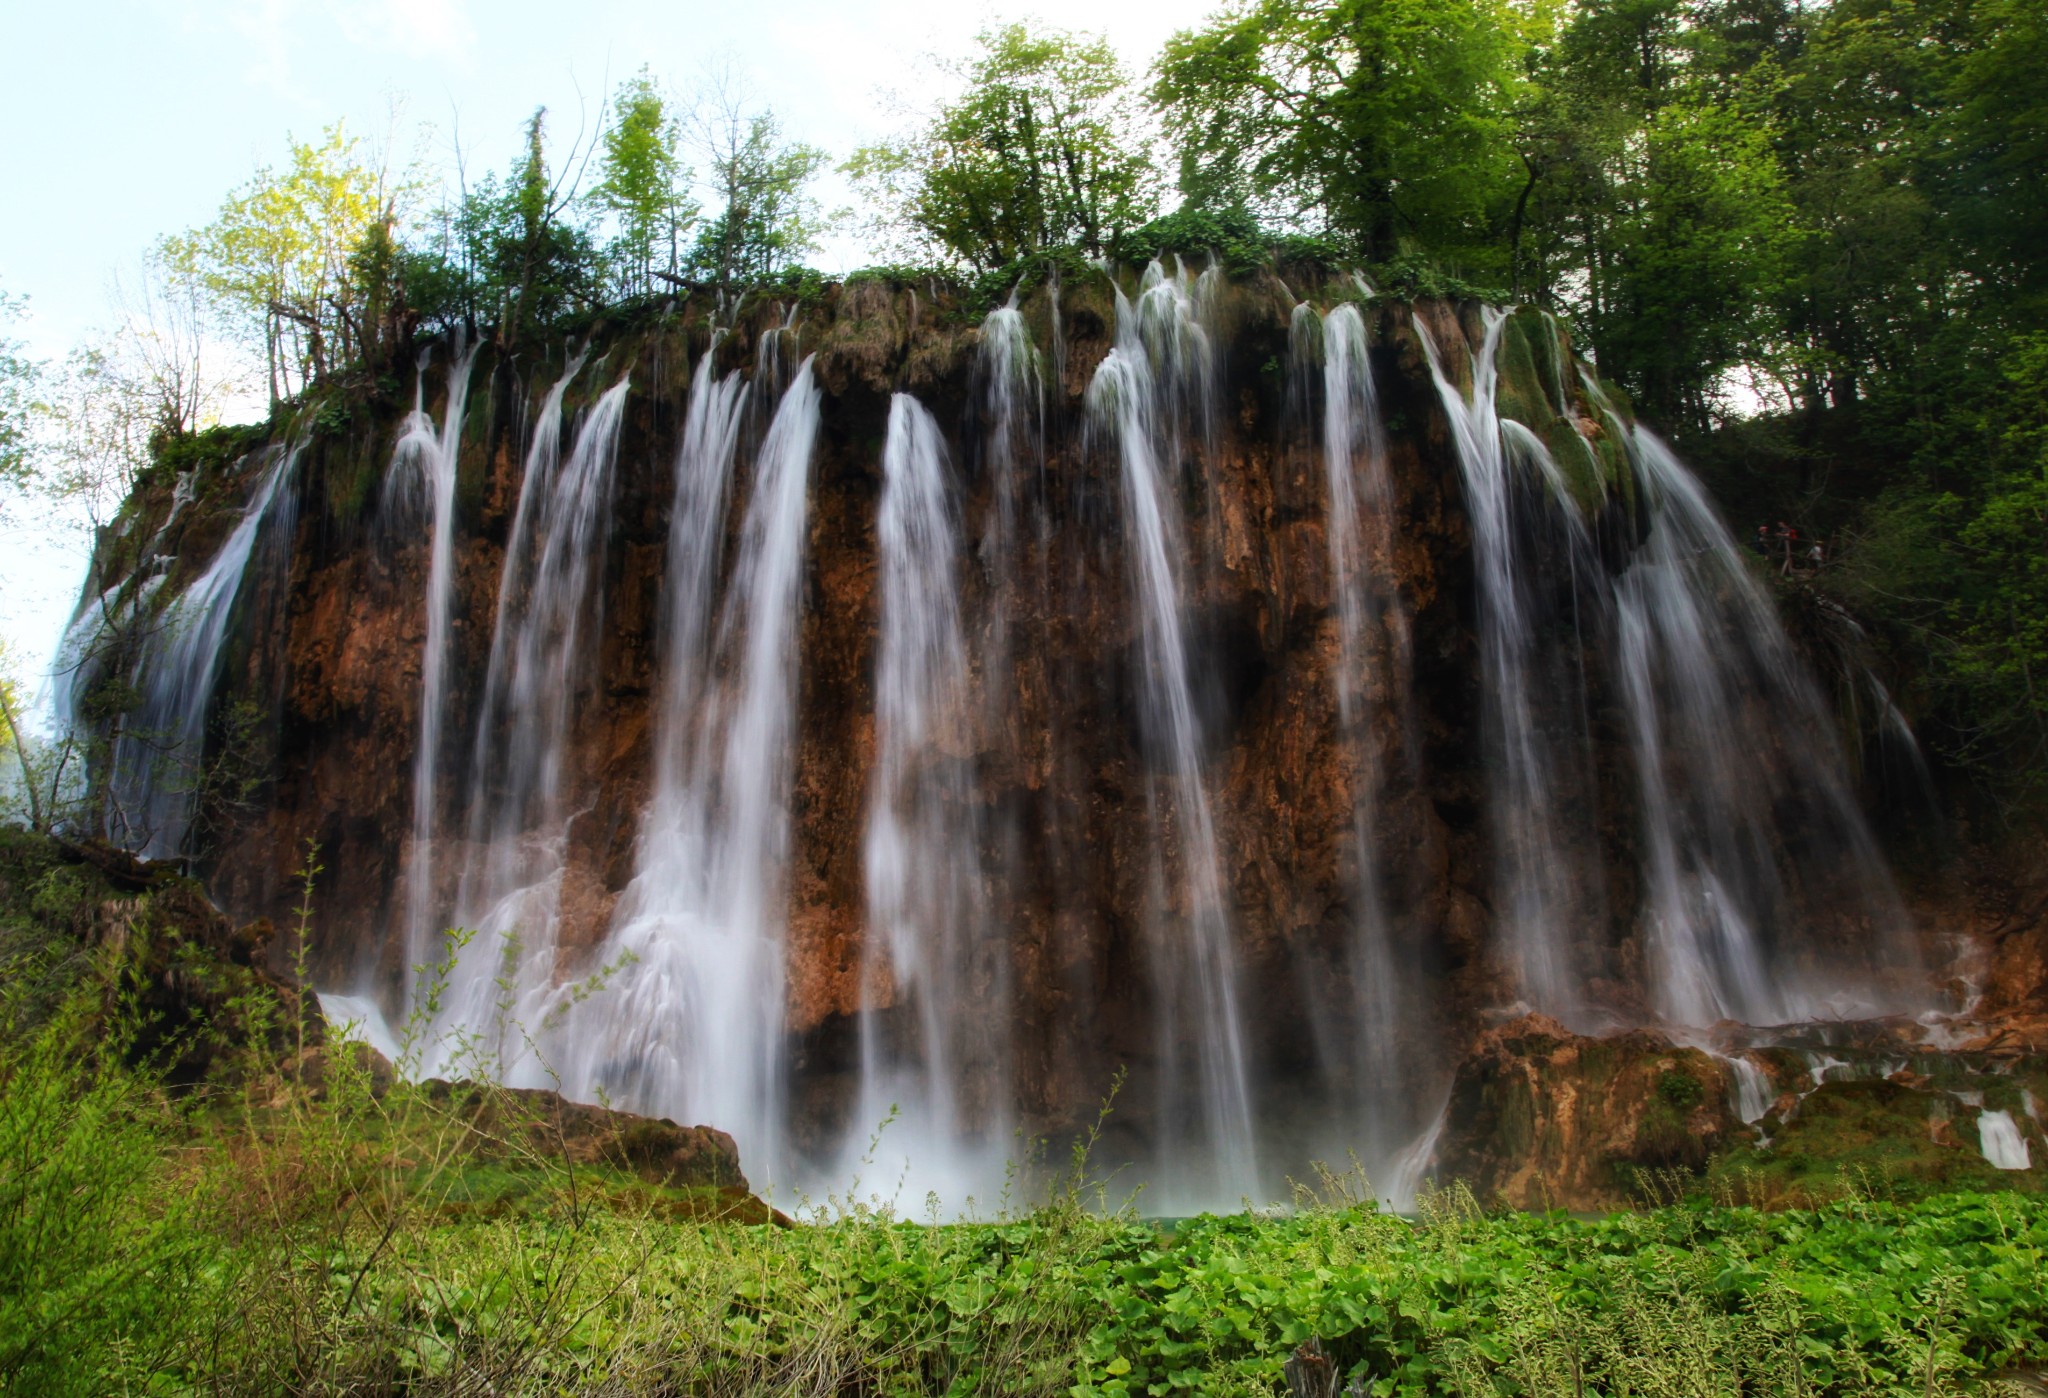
[[4, 825, 2047, 1394]]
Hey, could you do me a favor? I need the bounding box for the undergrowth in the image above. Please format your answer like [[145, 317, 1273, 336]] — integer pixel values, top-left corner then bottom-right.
[[2, 826, 2046, 1394]]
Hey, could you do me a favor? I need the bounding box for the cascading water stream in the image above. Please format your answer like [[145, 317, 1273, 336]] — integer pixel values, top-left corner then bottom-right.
[[460, 371, 622, 891], [469, 355, 586, 790], [976, 294, 1044, 702], [978, 292, 1043, 571], [1977, 1111, 2031, 1170], [855, 392, 1007, 1201], [385, 344, 479, 967], [105, 442, 301, 858], [1311, 300, 1434, 1165], [1088, 262, 1256, 1202], [645, 342, 747, 830], [414, 375, 630, 1077], [549, 354, 821, 1188], [1418, 310, 1593, 1021], [1611, 429, 1917, 1026], [1724, 1055, 1775, 1124]]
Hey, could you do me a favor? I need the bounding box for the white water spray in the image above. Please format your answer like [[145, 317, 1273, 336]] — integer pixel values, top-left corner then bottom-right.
[[551, 355, 821, 1188], [855, 392, 1008, 1202], [1088, 261, 1256, 1203], [386, 345, 479, 962], [106, 443, 301, 857]]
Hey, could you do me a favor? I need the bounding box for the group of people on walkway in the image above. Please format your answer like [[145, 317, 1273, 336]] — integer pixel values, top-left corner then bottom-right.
[[1755, 521, 1826, 573]]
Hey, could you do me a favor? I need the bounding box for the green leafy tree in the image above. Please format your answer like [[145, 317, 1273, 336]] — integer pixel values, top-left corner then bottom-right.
[[494, 107, 604, 337], [160, 124, 401, 402], [1765, 0, 1960, 422], [398, 107, 602, 343], [37, 343, 155, 525], [1947, 0, 2048, 304], [687, 85, 829, 289], [1588, 86, 1800, 426], [0, 642, 54, 834], [589, 70, 698, 298], [1153, 0, 1531, 268], [851, 23, 1160, 271]]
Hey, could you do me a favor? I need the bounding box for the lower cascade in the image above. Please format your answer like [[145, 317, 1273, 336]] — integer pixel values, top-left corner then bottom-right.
[[67, 272, 1974, 1212]]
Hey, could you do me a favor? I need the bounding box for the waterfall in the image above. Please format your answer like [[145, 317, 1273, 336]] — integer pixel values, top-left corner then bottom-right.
[[1613, 429, 1916, 1026], [979, 292, 1043, 566], [109, 279, 1952, 1211], [551, 354, 821, 1187], [856, 392, 1007, 1200], [1299, 299, 1439, 1172], [385, 344, 479, 966], [646, 342, 747, 826], [104, 442, 301, 858], [1088, 261, 1256, 1202], [1418, 310, 1597, 1021], [1724, 1055, 1775, 1124], [1977, 1111, 2031, 1170], [414, 374, 630, 1077]]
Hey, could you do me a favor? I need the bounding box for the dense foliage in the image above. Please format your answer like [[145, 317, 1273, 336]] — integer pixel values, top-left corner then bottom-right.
[[0, 827, 2040, 1394], [7, 6, 2046, 805], [850, 24, 1162, 271], [1148, 0, 2048, 809]]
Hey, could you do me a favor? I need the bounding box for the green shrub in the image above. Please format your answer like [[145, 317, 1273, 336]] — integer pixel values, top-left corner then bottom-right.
[[1658, 1067, 1706, 1110], [0, 977, 206, 1395]]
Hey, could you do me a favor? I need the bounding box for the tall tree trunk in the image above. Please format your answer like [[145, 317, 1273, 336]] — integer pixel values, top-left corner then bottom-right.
[[1509, 154, 1541, 303]]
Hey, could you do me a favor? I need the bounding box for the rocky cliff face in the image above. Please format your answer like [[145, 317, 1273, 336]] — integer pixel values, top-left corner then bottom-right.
[[66, 266, 2015, 1206]]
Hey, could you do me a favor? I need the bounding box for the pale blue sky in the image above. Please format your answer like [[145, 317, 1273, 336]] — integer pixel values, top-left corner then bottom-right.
[[0, 0, 1193, 698]]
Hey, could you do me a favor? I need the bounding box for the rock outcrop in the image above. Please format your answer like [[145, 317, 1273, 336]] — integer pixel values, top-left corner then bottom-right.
[[1431, 1011, 2046, 1208], [1433, 1015, 1739, 1208]]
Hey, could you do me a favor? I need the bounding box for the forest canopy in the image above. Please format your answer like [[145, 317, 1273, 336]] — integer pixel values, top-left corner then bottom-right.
[[4, 0, 2045, 810]]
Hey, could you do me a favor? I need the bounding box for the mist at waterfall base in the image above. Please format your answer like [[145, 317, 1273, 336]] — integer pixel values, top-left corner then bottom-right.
[[86, 273, 1927, 1216]]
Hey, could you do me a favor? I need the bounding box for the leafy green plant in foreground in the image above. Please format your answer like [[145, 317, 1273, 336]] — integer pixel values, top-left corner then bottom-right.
[[3, 827, 2047, 1394]]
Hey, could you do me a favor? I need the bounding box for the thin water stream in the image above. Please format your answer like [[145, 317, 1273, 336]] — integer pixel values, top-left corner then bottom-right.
[[1089, 262, 1256, 1204]]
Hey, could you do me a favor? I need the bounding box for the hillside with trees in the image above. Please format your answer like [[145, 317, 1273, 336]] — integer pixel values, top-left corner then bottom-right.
[[1, 4, 2046, 1390], [6, 0, 2041, 822]]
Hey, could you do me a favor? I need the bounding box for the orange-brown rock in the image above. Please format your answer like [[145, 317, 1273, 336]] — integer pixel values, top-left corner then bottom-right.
[[1433, 1014, 1738, 1209]]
